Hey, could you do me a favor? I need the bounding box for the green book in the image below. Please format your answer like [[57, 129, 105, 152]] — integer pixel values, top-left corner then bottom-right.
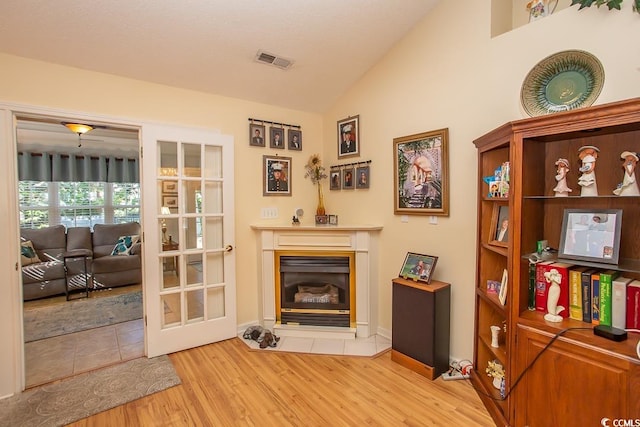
[[599, 270, 620, 327]]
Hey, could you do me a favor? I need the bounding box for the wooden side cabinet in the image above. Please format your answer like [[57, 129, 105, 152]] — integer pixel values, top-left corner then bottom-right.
[[391, 278, 450, 380]]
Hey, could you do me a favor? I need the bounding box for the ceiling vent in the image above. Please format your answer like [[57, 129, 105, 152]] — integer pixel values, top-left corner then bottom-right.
[[255, 50, 293, 70]]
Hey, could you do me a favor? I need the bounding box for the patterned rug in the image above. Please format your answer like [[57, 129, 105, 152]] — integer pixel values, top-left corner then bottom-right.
[[0, 355, 181, 427], [23, 291, 143, 342]]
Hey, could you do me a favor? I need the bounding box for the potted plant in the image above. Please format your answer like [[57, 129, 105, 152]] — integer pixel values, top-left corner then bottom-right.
[[570, 0, 640, 13]]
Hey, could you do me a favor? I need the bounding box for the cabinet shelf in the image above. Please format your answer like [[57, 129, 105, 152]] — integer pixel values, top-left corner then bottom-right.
[[473, 98, 640, 426]]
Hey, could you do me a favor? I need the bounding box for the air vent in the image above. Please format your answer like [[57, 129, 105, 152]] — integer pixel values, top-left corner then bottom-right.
[[255, 50, 293, 70]]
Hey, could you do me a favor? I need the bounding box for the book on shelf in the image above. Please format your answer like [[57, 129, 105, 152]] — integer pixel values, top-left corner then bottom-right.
[[528, 262, 536, 310], [626, 280, 640, 330], [591, 271, 601, 325], [612, 276, 633, 330], [535, 261, 572, 318], [598, 270, 620, 327], [568, 266, 589, 321], [581, 268, 597, 323]]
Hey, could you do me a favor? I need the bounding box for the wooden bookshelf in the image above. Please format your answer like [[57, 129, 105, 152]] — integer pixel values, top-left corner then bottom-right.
[[472, 98, 640, 426]]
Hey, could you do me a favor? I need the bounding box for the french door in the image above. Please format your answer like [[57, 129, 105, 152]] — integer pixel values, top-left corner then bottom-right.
[[142, 124, 236, 357]]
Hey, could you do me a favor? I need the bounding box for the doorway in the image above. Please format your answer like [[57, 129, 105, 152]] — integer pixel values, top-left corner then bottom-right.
[[16, 113, 144, 387]]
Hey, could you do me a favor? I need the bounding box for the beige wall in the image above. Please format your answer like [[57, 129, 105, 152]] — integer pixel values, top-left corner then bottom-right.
[[1, 0, 639, 397], [322, 0, 640, 362]]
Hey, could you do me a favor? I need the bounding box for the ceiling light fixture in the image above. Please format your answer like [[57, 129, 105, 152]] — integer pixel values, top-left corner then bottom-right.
[[62, 122, 95, 147]]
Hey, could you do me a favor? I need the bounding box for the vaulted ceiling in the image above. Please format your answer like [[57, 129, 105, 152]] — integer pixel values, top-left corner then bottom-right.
[[0, 1, 440, 113]]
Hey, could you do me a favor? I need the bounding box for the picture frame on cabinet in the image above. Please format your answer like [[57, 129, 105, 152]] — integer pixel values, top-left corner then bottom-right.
[[558, 208, 623, 265], [489, 203, 509, 247], [398, 252, 438, 284], [393, 128, 449, 216]]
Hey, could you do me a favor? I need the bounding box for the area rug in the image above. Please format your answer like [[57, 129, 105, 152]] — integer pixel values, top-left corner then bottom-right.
[[24, 291, 143, 342], [0, 355, 180, 427]]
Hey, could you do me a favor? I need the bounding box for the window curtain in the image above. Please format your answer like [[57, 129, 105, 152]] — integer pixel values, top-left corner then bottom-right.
[[18, 152, 139, 183]]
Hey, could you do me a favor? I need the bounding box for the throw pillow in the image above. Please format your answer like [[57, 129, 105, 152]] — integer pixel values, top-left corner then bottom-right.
[[20, 240, 41, 266], [111, 235, 140, 256]]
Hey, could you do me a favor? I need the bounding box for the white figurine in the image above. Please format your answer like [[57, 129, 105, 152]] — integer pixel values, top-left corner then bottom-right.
[[613, 151, 640, 196], [543, 268, 565, 322], [553, 158, 572, 197], [577, 145, 599, 197]]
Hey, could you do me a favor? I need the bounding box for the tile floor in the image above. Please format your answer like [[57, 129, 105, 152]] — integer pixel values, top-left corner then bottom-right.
[[25, 318, 144, 388], [239, 333, 391, 356]]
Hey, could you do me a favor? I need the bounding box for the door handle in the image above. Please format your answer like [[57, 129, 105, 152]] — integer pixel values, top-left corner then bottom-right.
[[225, 244, 233, 252]]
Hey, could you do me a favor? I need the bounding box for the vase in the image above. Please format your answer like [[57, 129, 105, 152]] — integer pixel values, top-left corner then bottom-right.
[[316, 184, 326, 216], [490, 325, 500, 348], [493, 376, 503, 390]]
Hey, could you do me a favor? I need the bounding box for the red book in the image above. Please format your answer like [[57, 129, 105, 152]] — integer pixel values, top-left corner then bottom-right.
[[626, 280, 640, 329], [534, 261, 555, 313]]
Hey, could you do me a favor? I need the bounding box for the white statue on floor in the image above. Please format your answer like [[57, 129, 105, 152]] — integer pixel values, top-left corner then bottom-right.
[[543, 268, 564, 322], [577, 145, 599, 197], [553, 158, 572, 197], [613, 151, 640, 196]]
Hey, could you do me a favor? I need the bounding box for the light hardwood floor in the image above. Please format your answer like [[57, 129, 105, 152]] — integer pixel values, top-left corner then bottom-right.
[[69, 338, 494, 426]]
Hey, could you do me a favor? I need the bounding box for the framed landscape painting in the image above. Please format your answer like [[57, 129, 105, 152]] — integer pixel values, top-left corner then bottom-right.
[[393, 128, 449, 216]]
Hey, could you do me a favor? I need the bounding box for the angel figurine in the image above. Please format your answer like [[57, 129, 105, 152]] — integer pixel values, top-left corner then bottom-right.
[[577, 145, 599, 197], [613, 151, 640, 196], [552, 158, 572, 197]]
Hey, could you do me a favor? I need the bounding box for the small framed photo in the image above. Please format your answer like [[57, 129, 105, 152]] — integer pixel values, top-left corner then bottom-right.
[[162, 180, 178, 194], [393, 128, 449, 216], [498, 269, 508, 305], [558, 208, 623, 265], [250, 124, 266, 147], [263, 155, 291, 196], [337, 115, 359, 158], [356, 165, 370, 189], [270, 126, 285, 149], [398, 252, 438, 284], [330, 170, 341, 190], [288, 128, 302, 151], [162, 195, 178, 210], [486, 280, 501, 295], [489, 203, 509, 247], [315, 215, 328, 225], [343, 167, 355, 190], [328, 214, 338, 225]]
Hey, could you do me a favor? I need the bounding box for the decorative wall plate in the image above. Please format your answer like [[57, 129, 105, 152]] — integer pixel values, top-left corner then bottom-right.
[[521, 50, 604, 117]]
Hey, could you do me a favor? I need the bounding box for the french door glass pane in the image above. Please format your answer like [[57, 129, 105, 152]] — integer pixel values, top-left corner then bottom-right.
[[206, 252, 224, 285], [158, 141, 178, 176], [205, 217, 223, 248], [204, 146, 222, 179], [186, 289, 204, 322], [161, 292, 181, 328], [183, 143, 201, 177], [207, 287, 225, 320]]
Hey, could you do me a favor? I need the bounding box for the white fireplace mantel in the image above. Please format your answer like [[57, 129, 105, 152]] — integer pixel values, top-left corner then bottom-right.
[[251, 224, 382, 339]]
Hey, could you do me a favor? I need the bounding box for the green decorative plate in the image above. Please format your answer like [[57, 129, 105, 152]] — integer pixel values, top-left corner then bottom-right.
[[521, 50, 604, 117]]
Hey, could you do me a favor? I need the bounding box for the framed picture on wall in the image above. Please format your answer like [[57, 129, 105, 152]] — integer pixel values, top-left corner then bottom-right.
[[288, 128, 302, 151], [337, 115, 359, 158], [263, 155, 291, 196], [330, 170, 341, 190], [356, 165, 370, 189], [270, 126, 285, 149], [162, 181, 178, 194], [393, 128, 449, 216], [250, 123, 266, 147]]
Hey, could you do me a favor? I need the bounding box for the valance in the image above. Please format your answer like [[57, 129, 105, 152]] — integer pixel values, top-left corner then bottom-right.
[[18, 152, 139, 183]]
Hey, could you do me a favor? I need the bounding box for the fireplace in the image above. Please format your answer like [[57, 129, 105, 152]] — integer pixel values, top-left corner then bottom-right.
[[276, 252, 355, 328], [251, 224, 382, 339]]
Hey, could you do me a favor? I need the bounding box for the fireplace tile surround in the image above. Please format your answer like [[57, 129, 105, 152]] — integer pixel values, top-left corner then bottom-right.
[[251, 224, 382, 340]]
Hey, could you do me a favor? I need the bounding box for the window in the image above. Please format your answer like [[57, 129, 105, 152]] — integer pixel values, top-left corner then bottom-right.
[[19, 181, 140, 229]]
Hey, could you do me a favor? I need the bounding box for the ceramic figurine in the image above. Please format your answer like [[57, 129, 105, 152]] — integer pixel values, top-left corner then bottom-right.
[[527, 0, 557, 22], [577, 145, 599, 197], [552, 158, 572, 197], [613, 151, 640, 196], [543, 268, 564, 322]]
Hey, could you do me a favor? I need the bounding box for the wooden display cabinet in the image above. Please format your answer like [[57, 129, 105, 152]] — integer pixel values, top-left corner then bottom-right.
[[473, 98, 640, 426]]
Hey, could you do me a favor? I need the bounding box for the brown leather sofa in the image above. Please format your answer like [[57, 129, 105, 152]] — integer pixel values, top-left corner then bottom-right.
[[20, 222, 142, 300]]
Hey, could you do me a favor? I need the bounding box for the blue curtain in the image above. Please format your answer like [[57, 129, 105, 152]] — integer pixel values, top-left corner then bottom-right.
[[18, 152, 139, 183]]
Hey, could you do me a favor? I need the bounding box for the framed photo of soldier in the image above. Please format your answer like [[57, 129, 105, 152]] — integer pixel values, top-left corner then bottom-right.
[[263, 155, 291, 196], [337, 115, 359, 158], [249, 124, 266, 147]]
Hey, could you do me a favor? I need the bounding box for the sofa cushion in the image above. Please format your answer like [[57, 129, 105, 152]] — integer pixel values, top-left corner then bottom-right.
[[20, 240, 41, 266], [66, 227, 92, 252], [22, 260, 65, 285], [111, 235, 140, 256], [93, 222, 141, 258], [21, 224, 67, 262]]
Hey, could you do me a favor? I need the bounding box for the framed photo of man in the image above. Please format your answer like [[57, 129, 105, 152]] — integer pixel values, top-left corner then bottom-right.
[[329, 170, 341, 191], [270, 126, 285, 149], [343, 167, 355, 190], [337, 115, 359, 158], [249, 124, 266, 147], [263, 155, 291, 196], [288, 129, 302, 151]]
